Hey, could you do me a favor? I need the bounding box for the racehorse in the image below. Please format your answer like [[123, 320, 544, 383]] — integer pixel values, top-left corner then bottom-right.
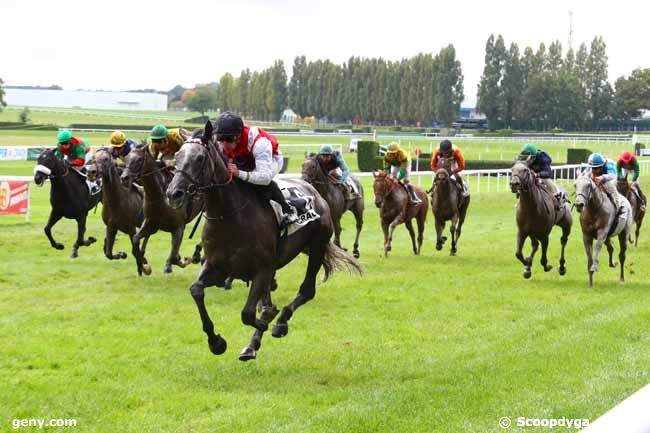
[[616, 179, 645, 247], [33, 149, 101, 258], [93, 148, 144, 261], [372, 170, 428, 257], [120, 142, 203, 275], [166, 121, 362, 361], [510, 161, 572, 279], [428, 167, 470, 256], [575, 173, 633, 288], [301, 155, 364, 258]]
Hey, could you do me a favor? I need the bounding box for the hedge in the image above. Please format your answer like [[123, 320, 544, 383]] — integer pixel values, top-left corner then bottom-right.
[[69, 123, 153, 130], [357, 140, 383, 172], [566, 148, 591, 165]]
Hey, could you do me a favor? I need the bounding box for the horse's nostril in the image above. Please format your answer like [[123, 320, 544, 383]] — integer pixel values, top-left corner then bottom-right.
[[172, 190, 184, 200]]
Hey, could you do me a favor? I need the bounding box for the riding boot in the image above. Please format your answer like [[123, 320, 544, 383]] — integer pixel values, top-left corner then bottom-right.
[[340, 183, 353, 200], [265, 181, 298, 226], [406, 184, 421, 205]]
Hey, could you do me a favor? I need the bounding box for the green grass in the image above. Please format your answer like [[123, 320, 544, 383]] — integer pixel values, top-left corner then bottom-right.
[[0, 176, 649, 433]]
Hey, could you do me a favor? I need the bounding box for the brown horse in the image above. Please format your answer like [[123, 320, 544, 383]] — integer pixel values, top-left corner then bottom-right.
[[428, 168, 470, 256], [575, 174, 633, 288], [372, 170, 428, 257], [510, 161, 572, 279], [166, 121, 362, 361], [120, 142, 203, 275], [93, 148, 145, 261], [616, 179, 645, 246], [301, 156, 364, 258]]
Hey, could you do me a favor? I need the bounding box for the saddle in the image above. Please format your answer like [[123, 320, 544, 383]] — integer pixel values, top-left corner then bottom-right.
[[271, 180, 321, 237]]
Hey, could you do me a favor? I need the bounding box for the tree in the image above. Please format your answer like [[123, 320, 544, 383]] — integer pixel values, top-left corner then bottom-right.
[[238, 69, 251, 117], [501, 43, 523, 128], [585, 36, 613, 129], [0, 78, 6, 111], [217, 73, 235, 112], [20, 107, 30, 124], [477, 34, 507, 128], [186, 86, 218, 116], [435, 45, 464, 126], [613, 68, 650, 120]]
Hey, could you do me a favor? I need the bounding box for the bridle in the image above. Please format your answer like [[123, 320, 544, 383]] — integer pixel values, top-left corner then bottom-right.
[[374, 173, 397, 202], [176, 139, 233, 197], [511, 163, 532, 193], [35, 151, 68, 181], [575, 176, 594, 206], [303, 156, 329, 185]]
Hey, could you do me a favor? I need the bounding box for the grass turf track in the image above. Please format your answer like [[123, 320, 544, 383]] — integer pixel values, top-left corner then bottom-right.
[[0, 174, 649, 433]]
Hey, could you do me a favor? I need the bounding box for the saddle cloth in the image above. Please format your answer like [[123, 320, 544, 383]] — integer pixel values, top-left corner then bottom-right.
[[270, 179, 320, 236]]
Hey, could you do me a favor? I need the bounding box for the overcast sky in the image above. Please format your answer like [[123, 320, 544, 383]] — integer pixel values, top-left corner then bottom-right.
[[1, 0, 648, 107]]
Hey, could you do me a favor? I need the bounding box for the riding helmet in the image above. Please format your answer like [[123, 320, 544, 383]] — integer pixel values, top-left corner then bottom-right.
[[588, 153, 605, 167], [57, 129, 73, 144], [319, 144, 335, 155], [110, 131, 127, 146], [518, 143, 538, 160], [216, 111, 244, 135], [387, 142, 400, 153], [150, 125, 168, 140], [620, 151, 633, 164], [439, 139, 453, 152]]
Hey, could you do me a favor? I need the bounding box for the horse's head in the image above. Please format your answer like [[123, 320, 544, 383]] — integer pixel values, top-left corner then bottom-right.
[[301, 156, 321, 183], [33, 148, 61, 186], [373, 170, 394, 208], [167, 120, 226, 209], [93, 148, 113, 177], [120, 141, 148, 188], [434, 168, 450, 184], [510, 161, 531, 194], [574, 173, 594, 213]]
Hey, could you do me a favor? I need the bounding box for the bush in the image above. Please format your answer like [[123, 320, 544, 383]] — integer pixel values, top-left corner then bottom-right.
[[357, 140, 383, 172], [313, 128, 335, 133], [69, 123, 153, 130], [20, 107, 30, 124], [635, 142, 645, 156], [352, 126, 371, 133], [566, 148, 592, 165], [550, 127, 563, 134]]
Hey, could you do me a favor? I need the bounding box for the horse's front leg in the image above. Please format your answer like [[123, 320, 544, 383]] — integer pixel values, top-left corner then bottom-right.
[[240, 286, 278, 362], [165, 226, 188, 273], [539, 234, 552, 272], [352, 205, 363, 259], [191, 262, 229, 355], [386, 212, 404, 255], [558, 220, 571, 276], [333, 217, 344, 250], [435, 218, 447, 251], [583, 234, 595, 288], [515, 230, 532, 278], [618, 231, 628, 283], [591, 229, 609, 274], [404, 219, 417, 255], [104, 226, 126, 260], [450, 214, 459, 256], [605, 238, 617, 268], [133, 221, 155, 276], [382, 220, 391, 257], [72, 214, 96, 258], [44, 210, 64, 250]]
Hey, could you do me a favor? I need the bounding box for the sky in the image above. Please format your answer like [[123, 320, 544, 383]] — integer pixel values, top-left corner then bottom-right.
[[1, 0, 648, 107]]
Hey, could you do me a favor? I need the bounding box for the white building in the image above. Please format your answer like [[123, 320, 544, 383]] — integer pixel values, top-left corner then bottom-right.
[[5, 88, 168, 111]]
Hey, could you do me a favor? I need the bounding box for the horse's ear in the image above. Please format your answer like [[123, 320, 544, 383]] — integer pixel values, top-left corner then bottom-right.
[[202, 120, 213, 144]]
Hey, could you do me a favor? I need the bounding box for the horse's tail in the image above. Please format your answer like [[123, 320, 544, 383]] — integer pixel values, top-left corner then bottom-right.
[[322, 241, 363, 282]]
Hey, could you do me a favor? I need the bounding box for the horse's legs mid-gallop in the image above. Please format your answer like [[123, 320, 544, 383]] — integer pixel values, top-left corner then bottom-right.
[[404, 219, 418, 255], [515, 231, 536, 279], [133, 220, 156, 276], [582, 234, 595, 288], [273, 238, 325, 338], [332, 218, 343, 249], [435, 219, 447, 251], [381, 221, 391, 257], [239, 272, 277, 361], [44, 210, 64, 250], [71, 214, 96, 259], [190, 262, 229, 355], [191, 243, 203, 264], [165, 226, 188, 273], [558, 223, 570, 276], [618, 231, 628, 283], [104, 226, 127, 260], [604, 238, 617, 268], [352, 205, 363, 259], [450, 213, 460, 256], [590, 229, 609, 274], [538, 234, 552, 272]]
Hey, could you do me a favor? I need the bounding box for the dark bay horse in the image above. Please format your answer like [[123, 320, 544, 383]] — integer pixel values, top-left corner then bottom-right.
[[510, 161, 572, 279], [301, 156, 364, 258], [166, 121, 362, 361], [120, 142, 203, 275], [616, 179, 645, 246], [428, 168, 470, 256], [372, 170, 428, 257], [94, 148, 144, 261], [33, 149, 101, 258], [575, 174, 633, 288]]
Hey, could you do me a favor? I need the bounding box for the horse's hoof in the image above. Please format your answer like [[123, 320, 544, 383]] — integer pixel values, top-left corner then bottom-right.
[[559, 266, 567, 276], [118, 252, 127, 259], [353, 250, 360, 259], [224, 279, 233, 291], [450, 250, 457, 256], [272, 322, 288, 338], [142, 264, 152, 275], [163, 266, 172, 274], [436, 243, 443, 251], [589, 265, 599, 273], [208, 335, 227, 355], [523, 269, 532, 279], [609, 262, 617, 268], [544, 265, 553, 272], [55, 243, 64, 250], [87, 237, 97, 245], [238, 346, 257, 361], [191, 255, 201, 264], [70, 251, 78, 259]]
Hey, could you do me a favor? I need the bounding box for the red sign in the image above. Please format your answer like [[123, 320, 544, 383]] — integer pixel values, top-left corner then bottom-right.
[[0, 181, 30, 216]]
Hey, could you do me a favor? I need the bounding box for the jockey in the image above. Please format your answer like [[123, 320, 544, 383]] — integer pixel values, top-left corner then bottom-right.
[[617, 150, 646, 211], [383, 142, 421, 204], [215, 111, 298, 226], [109, 130, 135, 164], [431, 139, 469, 196], [518, 143, 562, 208], [587, 152, 620, 210], [55, 129, 99, 194], [150, 125, 186, 165], [317, 144, 352, 199]]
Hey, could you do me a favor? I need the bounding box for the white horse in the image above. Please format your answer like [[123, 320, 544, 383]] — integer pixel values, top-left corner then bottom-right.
[[574, 173, 633, 288]]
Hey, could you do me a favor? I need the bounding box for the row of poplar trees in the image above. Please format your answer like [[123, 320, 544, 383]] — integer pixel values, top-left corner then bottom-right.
[[215, 46, 464, 126], [477, 34, 621, 131]]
